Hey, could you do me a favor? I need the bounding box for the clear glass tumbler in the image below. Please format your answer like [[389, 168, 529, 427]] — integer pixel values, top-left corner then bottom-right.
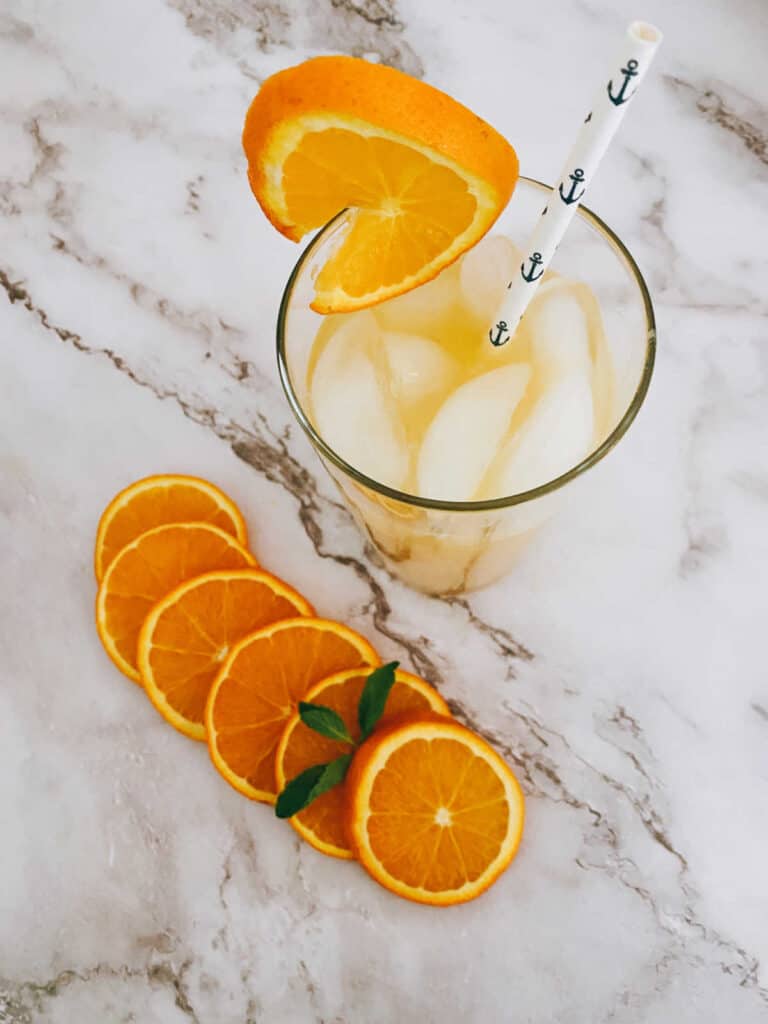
[[277, 177, 655, 595]]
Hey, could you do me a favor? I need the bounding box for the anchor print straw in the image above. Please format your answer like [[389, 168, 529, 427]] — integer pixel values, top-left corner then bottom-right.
[[488, 20, 662, 348]]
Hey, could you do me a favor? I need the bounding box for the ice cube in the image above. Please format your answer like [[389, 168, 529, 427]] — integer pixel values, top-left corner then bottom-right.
[[381, 331, 457, 407], [310, 313, 410, 489], [374, 261, 460, 336], [459, 235, 520, 321], [526, 288, 592, 383], [417, 364, 531, 501], [484, 370, 594, 498], [570, 281, 616, 442]]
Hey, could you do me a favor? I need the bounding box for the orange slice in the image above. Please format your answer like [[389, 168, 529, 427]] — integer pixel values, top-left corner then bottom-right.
[[206, 619, 379, 803], [345, 715, 525, 905], [138, 570, 313, 740], [95, 522, 255, 683], [95, 475, 247, 581], [276, 668, 449, 859], [243, 56, 518, 312]]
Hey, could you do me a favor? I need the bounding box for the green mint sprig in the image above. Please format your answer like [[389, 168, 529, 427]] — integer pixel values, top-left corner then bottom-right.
[[275, 661, 398, 819]]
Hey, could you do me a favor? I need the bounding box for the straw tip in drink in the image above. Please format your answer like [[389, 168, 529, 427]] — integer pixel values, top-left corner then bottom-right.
[[628, 20, 663, 44]]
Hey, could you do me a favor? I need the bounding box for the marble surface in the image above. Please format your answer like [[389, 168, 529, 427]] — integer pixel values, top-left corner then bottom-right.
[[2, 0, 767, 1020]]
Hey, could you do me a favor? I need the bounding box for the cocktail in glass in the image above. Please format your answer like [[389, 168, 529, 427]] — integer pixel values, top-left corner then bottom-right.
[[277, 177, 655, 595]]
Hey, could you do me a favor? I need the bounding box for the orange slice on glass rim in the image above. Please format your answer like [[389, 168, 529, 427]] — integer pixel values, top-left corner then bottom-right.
[[345, 714, 525, 906], [95, 522, 255, 682], [275, 668, 449, 859], [206, 618, 379, 803], [137, 569, 313, 739], [94, 474, 247, 581], [243, 56, 518, 312]]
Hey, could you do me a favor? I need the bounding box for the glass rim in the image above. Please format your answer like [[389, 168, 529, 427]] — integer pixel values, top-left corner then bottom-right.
[[276, 175, 657, 513]]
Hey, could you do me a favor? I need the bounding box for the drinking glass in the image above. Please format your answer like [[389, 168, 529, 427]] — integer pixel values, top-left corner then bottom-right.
[[277, 177, 655, 595]]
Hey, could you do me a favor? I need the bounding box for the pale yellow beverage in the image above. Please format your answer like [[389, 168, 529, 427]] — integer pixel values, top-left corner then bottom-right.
[[300, 233, 617, 592], [277, 176, 655, 596]]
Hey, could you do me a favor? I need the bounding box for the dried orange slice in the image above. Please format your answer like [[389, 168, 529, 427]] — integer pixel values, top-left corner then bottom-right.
[[243, 56, 518, 312], [206, 619, 379, 803], [276, 668, 449, 859], [95, 523, 255, 683], [138, 570, 313, 740], [95, 475, 247, 581], [345, 715, 525, 905]]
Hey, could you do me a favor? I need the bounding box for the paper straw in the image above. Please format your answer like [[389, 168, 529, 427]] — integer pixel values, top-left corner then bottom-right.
[[486, 20, 662, 349]]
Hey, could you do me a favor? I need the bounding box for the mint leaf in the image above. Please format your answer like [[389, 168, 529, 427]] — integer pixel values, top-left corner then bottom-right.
[[299, 702, 354, 744], [358, 661, 399, 740], [275, 754, 352, 819], [307, 753, 352, 803], [275, 763, 326, 818]]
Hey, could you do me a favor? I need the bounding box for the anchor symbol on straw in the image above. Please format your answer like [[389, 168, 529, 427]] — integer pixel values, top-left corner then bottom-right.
[[521, 252, 544, 283], [608, 58, 639, 105], [558, 168, 586, 205], [489, 320, 510, 347]]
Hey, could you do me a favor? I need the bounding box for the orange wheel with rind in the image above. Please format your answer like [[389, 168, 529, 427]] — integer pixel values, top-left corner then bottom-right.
[[243, 56, 518, 312], [345, 714, 525, 905]]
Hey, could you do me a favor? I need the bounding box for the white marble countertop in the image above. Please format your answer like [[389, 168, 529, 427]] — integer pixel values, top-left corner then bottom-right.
[[2, 0, 767, 1020]]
